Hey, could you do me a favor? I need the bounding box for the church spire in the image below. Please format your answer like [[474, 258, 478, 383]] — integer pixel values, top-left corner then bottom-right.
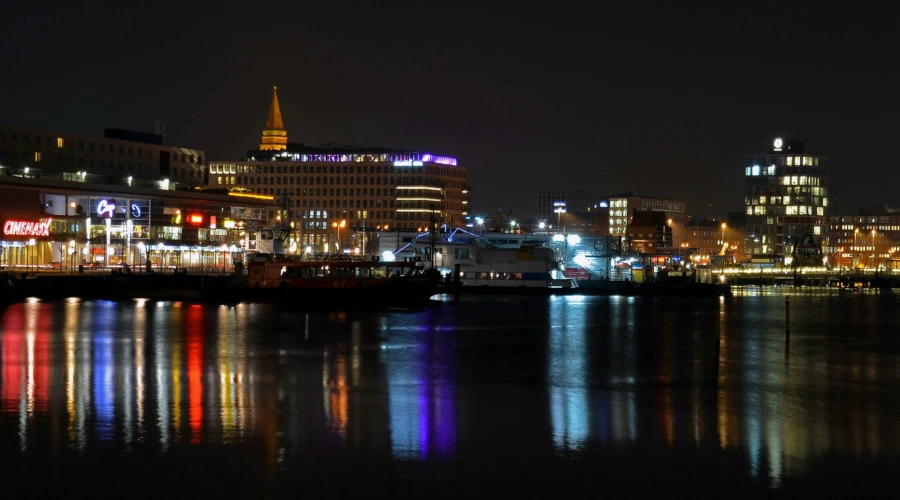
[[259, 86, 287, 151]]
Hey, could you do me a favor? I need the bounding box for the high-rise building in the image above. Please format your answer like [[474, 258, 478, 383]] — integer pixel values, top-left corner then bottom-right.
[[208, 88, 469, 252], [743, 137, 829, 257]]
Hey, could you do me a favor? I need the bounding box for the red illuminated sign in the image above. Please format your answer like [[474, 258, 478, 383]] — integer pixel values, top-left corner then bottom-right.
[[3, 218, 52, 237], [188, 214, 204, 225]]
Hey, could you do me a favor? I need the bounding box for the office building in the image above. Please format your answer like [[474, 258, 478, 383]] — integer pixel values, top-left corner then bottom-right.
[[606, 193, 689, 241], [536, 190, 598, 233], [744, 137, 829, 257], [0, 124, 206, 187], [208, 88, 469, 252]]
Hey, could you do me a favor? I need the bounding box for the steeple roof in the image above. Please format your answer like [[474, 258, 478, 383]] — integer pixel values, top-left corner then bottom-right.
[[265, 86, 285, 131]]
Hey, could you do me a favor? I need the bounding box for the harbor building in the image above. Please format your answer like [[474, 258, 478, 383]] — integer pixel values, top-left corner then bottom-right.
[[606, 193, 689, 241], [208, 88, 469, 253], [0, 124, 206, 188], [743, 137, 829, 258], [0, 175, 276, 271], [825, 207, 900, 270], [535, 190, 599, 234]]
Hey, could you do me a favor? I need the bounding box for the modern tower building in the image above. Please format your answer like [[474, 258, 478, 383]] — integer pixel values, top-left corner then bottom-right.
[[208, 88, 469, 253], [743, 137, 829, 258]]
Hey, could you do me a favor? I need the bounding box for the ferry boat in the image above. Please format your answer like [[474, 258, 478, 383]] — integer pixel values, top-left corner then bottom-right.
[[213, 253, 442, 307], [384, 233, 578, 294]]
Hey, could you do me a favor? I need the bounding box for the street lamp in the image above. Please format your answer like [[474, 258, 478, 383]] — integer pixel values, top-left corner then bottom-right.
[[332, 220, 346, 254], [871, 229, 877, 270]]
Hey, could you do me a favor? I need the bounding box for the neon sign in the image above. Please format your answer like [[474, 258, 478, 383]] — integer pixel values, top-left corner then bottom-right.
[[3, 218, 52, 237], [96, 199, 116, 218], [393, 160, 423, 167], [130, 203, 142, 218]]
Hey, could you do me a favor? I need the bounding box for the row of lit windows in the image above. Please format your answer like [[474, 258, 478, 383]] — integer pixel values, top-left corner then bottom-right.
[[301, 210, 374, 220], [746, 186, 825, 197], [746, 156, 825, 167], [747, 195, 828, 206], [212, 162, 465, 178], [747, 205, 826, 216]]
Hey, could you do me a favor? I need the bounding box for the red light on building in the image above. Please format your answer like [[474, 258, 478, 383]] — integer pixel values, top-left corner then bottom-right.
[[3, 218, 52, 237], [188, 214, 204, 225]]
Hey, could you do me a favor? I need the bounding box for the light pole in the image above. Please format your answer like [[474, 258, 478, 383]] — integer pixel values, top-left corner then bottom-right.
[[332, 220, 346, 254], [871, 229, 877, 270]]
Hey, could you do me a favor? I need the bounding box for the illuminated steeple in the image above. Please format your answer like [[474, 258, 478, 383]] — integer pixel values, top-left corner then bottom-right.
[[259, 86, 287, 151]]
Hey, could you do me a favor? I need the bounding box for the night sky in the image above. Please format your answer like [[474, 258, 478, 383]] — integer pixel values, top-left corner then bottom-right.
[[1, 1, 897, 219]]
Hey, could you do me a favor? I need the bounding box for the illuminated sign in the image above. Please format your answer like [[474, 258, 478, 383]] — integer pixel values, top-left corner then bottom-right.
[[209, 215, 217, 229], [393, 160, 423, 167], [96, 199, 116, 218], [223, 219, 236, 229], [188, 214, 204, 225], [773, 137, 783, 151], [130, 203, 142, 218], [3, 218, 52, 237]]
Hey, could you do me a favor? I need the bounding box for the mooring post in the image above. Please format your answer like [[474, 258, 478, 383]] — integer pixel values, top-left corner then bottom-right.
[[453, 263, 461, 304], [785, 295, 791, 339]]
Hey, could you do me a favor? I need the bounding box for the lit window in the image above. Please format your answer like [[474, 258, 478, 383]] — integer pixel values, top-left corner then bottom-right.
[[786, 206, 798, 215], [791, 176, 798, 185], [34, 152, 41, 162], [767, 165, 776, 175], [783, 196, 791, 204], [817, 207, 824, 216], [758, 195, 766, 204], [782, 176, 790, 186], [57, 137, 64, 148], [751, 165, 760, 176], [787, 157, 793, 166]]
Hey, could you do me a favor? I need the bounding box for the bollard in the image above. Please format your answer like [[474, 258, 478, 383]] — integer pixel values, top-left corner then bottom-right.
[[453, 263, 461, 304], [785, 295, 791, 338]]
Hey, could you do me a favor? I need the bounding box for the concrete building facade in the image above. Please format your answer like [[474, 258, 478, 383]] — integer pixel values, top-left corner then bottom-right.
[[208, 88, 469, 253]]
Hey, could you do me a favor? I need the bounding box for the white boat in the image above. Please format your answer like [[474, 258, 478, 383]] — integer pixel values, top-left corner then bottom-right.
[[384, 235, 578, 293]]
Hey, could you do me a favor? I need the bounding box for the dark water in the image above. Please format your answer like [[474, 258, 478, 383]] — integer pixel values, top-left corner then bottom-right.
[[0, 290, 898, 497]]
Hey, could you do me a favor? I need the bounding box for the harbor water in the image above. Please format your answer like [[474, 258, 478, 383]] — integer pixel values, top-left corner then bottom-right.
[[0, 288, 897, 497]]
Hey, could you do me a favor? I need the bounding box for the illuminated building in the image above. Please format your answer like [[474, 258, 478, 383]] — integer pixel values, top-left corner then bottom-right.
[[744, 137, 829, 257], [536, 190, 599, 233], [606, 193, 689, 238], [825, 209, 900, 270], [208, 88, 469, 251], [0, 124, 207, 187], [0, 176, 276, 269]]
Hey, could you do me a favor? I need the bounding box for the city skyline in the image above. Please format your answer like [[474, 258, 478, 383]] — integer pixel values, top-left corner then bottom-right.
[[1, 2, 897, 218]]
